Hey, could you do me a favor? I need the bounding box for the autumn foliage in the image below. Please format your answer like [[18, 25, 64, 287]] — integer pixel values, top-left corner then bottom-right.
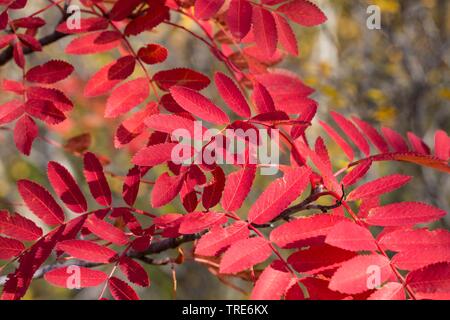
[[0, 0, 449, 300]]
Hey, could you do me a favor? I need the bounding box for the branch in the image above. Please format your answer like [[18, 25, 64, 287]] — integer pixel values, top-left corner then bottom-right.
[[0, 234, 201, 286], [0, 186, 345, 286], [0, 5, 70, 67], [0, 31, 68, 66], [265, 186, 346, 225]]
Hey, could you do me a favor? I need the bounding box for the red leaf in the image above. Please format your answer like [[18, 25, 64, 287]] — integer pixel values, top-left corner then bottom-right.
[[84, 58, 135, 97], [195, 221, 249, 256], [108, 55, 136, 80], [14, 115, 37, 155], [274, 13, 298, 56], [251, 260, 292, 300], [153, 68, 210, 91], [270, 214, 345, 248], [3, 79, 25, 94], [138, 43, 168, 64], [219, 237, 272, 274], [25, 60, 73, 84], [392, 246, 450, 271], [381, 127, 409, 153], [179, 211, 226, 235], [286, 278, 346, 300], [252, 6, 277, 58], [352, 116, 389, 153], [434, 130, 449, 161], [132, 142, 179, 167], [13, 41, 25, 69], [325, 221, 377, 251], [221, 165, 256, 211], [170, 86, 229, 124], [194, 0, 225, 20], [83, 152, 112, 206], [202, 167, 225, 210], [105, 77, 149, 118], [379, 228, 450, 252], [109, 0, 142, 21], [406, 262, 450, 300], [226, 0, 252, 40], [329, 254, 393, 294], [122, 166, 141, 206], [255, 70, 315, 114], [288, 244, 356, 274], [118, 256, 150, 287], [1, 227, 63, 300], [277, 0, 327, 27], [65, 31, 121, 55], [0, 99, 23, 125], [25, 99, 66, 124], [319, 120, 354, 161], [56, 17, 108, 34], [0, 236, 24, 259], [331, 112, 370, 157], [144, 114, 206, 137], [27, 86, 73, 112], [44, 266, 108, 288], [60, 215, 87, 242], [12, 17, 45, 29], [252, 82, 276, 114], [347, 174, 411, 201], [47, 161, 87, 214], [154, 213, 183, 238], [124, 3, 169, 36], [108, 276, 140, 300], [407, 132, 430, 155], [57, 240, 117, 263], [17, 179, 65, 226], [151, 172, 184, 208], [18, 34, 41, 51], [248, 167, 311, 224], [64, 133, 91, 154], [0, 210, 42, 241], [367, 282, 406, 300], [85, 216, 129, 246], [115, 103, 158, 148], [359, 152, 450, 174], [214, 72, 251, 118], [341, 160, 372, 186], [366, 202, 446, 226], [296, 139, 340, 193]]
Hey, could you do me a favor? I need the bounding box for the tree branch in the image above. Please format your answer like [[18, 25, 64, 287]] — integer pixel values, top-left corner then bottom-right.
[[0, 234, 201, 286], [0, 31, 69, 66], [0, 185, 346, 287]]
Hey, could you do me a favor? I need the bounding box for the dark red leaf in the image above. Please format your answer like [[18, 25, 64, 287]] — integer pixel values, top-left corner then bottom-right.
[[57, 240, 117, 263], [219, 237, 272, 274], [14, 115, 37, 156], [0, 210, 42, 241], [17, 179, 65, 226], [44, 266, 108, 288], [83, 152, 112, 207], [47, 161, 87, 214], [25, 60, 73, 84], [153, 68, 210, 91], [108, 276, 140, 300]]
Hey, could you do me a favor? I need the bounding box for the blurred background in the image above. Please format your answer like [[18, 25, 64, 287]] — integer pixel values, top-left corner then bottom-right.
[[0, 0, 449, 299]]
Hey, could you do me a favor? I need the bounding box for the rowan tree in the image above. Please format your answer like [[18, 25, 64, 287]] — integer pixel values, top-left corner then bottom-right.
[[0, 0, 449, 300]]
